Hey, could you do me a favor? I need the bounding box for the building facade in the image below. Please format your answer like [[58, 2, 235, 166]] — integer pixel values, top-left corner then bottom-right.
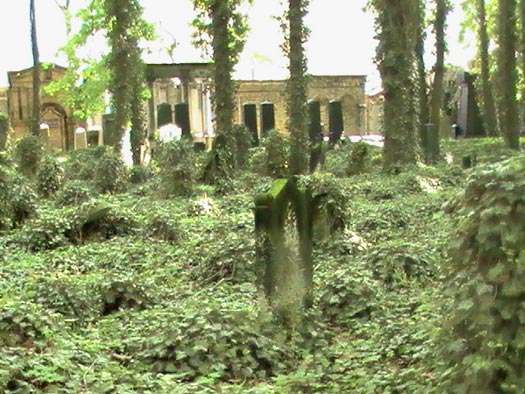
[[5, 64, 369, 151], [7, 65, 75, 151]]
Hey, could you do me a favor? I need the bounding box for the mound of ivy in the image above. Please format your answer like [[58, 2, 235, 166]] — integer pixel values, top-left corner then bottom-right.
[[437, 155, 525, 393]]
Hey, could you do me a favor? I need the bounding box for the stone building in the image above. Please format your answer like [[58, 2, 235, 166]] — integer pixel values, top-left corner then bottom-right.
[[7, 64, 75, 151], [235, 75, 367, 139]]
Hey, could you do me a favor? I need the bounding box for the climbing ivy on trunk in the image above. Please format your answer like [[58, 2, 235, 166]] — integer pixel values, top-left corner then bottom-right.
[[495, 0, 520, 149], [371, 0, 420, 167], [192, 0, 252, 136], [427, 0, 451, 163], [283, 0, 310, 176], [476, 0, 499, 136], [104, 0, 151, 159]]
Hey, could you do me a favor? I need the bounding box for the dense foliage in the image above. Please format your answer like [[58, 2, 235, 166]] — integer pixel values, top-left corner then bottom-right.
[[0, 138, 522, 393]]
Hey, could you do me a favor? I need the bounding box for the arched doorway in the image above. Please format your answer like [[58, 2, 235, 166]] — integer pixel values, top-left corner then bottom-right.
[[41, 103, 68, 151]]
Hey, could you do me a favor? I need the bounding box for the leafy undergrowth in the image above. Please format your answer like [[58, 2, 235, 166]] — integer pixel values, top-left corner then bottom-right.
[[0, 138, 518, 393]]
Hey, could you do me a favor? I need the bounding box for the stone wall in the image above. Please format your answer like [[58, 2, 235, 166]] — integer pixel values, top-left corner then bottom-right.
[[234, 75, 367, 138]]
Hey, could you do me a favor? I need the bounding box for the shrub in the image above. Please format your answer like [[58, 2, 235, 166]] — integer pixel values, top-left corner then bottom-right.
[[316, 261, 378, 326], [55, 180, 96, 207], [36, 155, 64, 198], [0, 299, 59, 350], [145, 211, 180, 242], [14, 134, 44, 176], [0, 167, 37, 231], [225, 124, 253, 168], [19, 209, 74, 251], [437, 156, 525, 393], [347, 141, 371, 175], [63, 145, 109, 181], [246, 146, 267, 175], [128, 164, 154, 184], [121, 290, 295, 382], [93, 149, 127, 193], [262, 130, 289, 178], [157, 139, 195, 196]]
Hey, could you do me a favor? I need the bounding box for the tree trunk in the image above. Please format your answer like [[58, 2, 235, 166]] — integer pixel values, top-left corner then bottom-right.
[[30, 0, 41, 136], [477, 0, 498, 136], [286, 0, 309, 175], [415, 0, 429, 152], [496, 0, 520, 149], [211, 1, 235, 136], [428, 0, 449, 163], [519, 0, 525, 129], [374, 0, 419, 167]]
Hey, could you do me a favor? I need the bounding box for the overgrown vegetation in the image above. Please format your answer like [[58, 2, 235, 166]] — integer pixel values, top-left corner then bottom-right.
[[0, 138, 522, 393]]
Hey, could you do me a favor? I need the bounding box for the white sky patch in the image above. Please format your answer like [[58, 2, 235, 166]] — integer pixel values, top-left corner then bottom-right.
[[0, 0, 475, 93]]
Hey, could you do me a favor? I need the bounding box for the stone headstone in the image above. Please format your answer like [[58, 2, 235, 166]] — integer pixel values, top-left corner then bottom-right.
[[260, 101, 275, 136], [308, 100, 322, 142], [243, 103, 259, 146], [175, 103, 191, 139], [158, 123, 182, 143], [74, 126, 88, 149], [329, 100, 344, 144], [157, 103, 173, 128]]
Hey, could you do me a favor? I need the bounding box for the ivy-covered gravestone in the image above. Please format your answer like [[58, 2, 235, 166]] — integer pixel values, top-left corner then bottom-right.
[[254, 178, 314, 310]]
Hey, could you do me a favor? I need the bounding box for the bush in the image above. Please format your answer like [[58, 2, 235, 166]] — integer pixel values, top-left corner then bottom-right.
[[317, 261, 378, 326], [157, 139, 195, 196], [145, 211, 180, 242], [94, 149, 127, 193], [120, 290, 295, 382], [19, 209, 74, 251], [0, 167, 37, 231], [55, 180, 96, 207], [63, 146, 109, 181], [128, 165, 154, 184], [262, 130, 289, 178], [437, 156, 525, 393], [226, 124, 253, 168], [36, 155, 64, 198], [14, 134, 44, 176]]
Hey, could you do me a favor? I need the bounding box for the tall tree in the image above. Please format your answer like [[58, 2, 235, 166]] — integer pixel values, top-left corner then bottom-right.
[[415, 0, 430, 151], [475, 0, 499, 136], [284, 0, 309, 175], [192, 0, 252, 137], [519, 0, 525, 126], [372, 0, 420, 167], [495, 0, 520, 149], [104, 0, 151, 162], [427, 0, 451, 163], [30, 0, 41, 136]]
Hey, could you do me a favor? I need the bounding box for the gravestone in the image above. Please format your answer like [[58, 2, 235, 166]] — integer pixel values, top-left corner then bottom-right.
[[456, 72, 485, 137], [102, 114, 118, 147], [254, 179, 314, 309], [260, 101, 275, 136], [74, 126, 88, 149], [243, 103, 259, 146], [157, 103, 173, 128], [39, 123, 50, 148], [329, 100, 344, 144], [87, 129, 102, 147], [174, 103, 191, 139]]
